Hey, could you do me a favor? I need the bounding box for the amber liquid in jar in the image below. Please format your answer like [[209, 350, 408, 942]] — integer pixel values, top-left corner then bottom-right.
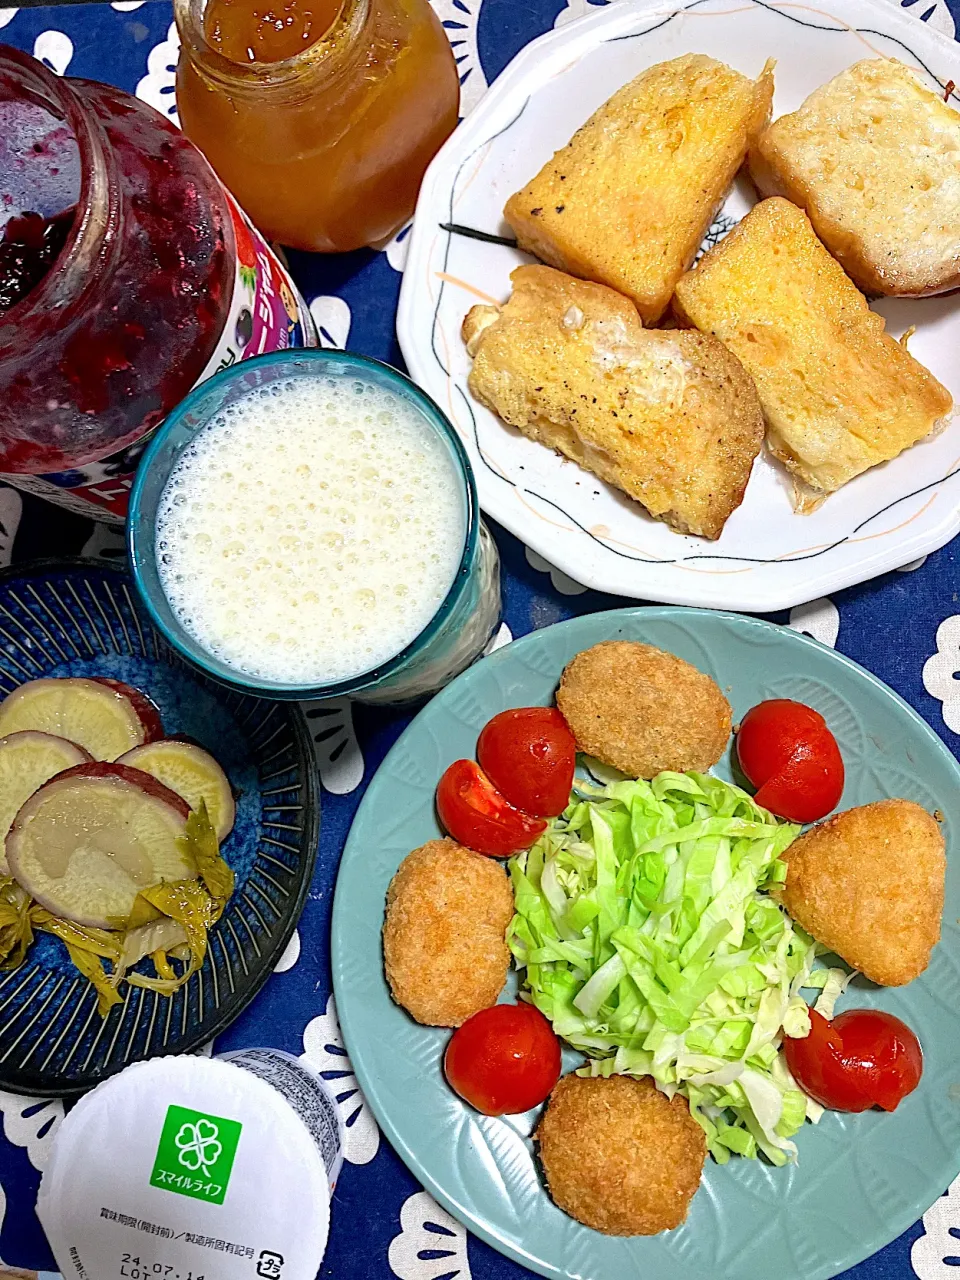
[[175, 0, 460, 252], [204, 0, 344, 63]]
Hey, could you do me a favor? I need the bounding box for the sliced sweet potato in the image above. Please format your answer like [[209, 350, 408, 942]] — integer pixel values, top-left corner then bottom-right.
[[6, 762, 195, 929], [0, 678, 163, 761], [0, 731, 92, 874], [118, 740, 235, 841], [89, 679, 164, 743]]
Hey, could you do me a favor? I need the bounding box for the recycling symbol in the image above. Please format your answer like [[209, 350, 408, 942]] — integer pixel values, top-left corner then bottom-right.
[[175, 1118, 223, 1177]]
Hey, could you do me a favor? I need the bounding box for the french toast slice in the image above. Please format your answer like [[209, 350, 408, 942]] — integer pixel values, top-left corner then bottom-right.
[[751, 59, 960, 296], [673, 197, 953, 503], [504, 54, 774, 325], [462, 264, 764, 540]]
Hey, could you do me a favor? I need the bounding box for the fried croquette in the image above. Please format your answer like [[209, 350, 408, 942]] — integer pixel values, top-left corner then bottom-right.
[[778, 799, 945, 986], [383, 838, 515, 1026], [556, 641, 732, 778], [536, 1074, 705, 1235]]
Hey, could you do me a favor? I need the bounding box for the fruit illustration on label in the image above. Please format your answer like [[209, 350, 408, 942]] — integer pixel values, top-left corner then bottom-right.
[[232, 204, 259, 296]]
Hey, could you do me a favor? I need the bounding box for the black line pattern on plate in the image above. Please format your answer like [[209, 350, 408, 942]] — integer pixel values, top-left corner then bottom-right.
[[608, 0, 959, 101], [695, 212, 739, 264], [430, 96, 533, 494], [440, 222, 517, 247], [428, 0, 960, 569]]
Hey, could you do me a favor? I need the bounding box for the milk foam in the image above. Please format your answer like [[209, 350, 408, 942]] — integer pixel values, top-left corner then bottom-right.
[[156, 375, 465, 685]]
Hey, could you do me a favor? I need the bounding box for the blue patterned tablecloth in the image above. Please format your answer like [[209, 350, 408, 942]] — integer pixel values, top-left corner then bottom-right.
[[1, 1, 960, 1276]]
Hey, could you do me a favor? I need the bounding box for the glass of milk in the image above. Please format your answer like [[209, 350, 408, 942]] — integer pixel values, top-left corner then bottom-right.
[[128, 351, 501, 703]]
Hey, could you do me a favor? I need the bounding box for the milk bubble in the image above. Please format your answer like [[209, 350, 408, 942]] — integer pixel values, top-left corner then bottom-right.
[[156, 376, 464, 685]]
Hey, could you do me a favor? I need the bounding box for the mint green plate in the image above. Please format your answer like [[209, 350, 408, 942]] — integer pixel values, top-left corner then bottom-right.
[[332, 608, 960, 1280]]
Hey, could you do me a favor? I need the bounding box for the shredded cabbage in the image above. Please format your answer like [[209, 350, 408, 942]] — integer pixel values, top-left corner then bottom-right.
[[30, 910, 125, 1016], [813, 966, 854, 1019], [184, 803, 235, 905], [120, 918, 189, 972], [508, 771, 823, 1164]]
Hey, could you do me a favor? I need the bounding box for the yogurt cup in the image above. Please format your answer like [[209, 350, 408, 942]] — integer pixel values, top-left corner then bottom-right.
[[221, 1047, 344, 1191], [37, 1055, 330, 1280]]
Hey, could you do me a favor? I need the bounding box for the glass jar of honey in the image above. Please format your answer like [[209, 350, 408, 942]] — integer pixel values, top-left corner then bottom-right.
[[174, 0, 460, 252]]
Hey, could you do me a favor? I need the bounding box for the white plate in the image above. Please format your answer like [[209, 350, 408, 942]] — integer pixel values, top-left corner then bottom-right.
[[397, 0, 960, 611]]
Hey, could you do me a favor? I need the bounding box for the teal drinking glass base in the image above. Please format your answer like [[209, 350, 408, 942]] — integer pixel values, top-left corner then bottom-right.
[[354, 520, 501, 705]]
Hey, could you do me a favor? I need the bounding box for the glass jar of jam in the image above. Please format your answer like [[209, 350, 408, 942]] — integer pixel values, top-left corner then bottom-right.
[[174, 0, 460, 252], [0, 44, 315, 523]]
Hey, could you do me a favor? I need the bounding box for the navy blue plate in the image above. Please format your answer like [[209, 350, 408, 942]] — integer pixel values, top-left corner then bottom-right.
[[0, 559, 320, 1097]]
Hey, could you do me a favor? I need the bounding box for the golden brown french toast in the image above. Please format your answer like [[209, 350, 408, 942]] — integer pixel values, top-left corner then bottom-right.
[[673, 197, 953, 503], [462, 264, 764, 540], [751, 59, 960, 296], [504, 54, 774, 325]]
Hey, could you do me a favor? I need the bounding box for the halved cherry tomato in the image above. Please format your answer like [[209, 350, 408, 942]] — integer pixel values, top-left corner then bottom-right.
[[477, 707, 576, 817], [736, 699, 844, 822], [783, 1008, 922, 1112], [737, 700, 825, 783], [832, 1009, 924, 1111], [783, 1008, 867, 1111], [436, 759, 546, 857], [444, 1002, 562, 1115]]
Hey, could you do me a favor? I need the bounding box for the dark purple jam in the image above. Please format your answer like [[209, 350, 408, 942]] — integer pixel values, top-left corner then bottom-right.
[[0, 208, 74, 311]]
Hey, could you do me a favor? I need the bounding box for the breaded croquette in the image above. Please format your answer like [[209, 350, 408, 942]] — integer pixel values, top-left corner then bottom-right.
[[778, 799, 945, 986], [536, 1074, 706, 1235], [556, 641, 732, 778], [383, 838, 515, 1026]]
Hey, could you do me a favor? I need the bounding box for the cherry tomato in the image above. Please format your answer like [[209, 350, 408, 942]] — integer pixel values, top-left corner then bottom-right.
[[737, 700, 826, 783], [783, 1008, 868, 1111], [831, 1009, 924, 1111], [436, 759, 546, 857], [784, 1008, 922, 1113], [736, 699, 844, 823], [477, 707, 576, 817], [444, 1002, 562, 1115]]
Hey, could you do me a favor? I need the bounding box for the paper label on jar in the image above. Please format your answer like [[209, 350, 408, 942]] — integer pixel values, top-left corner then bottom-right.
[[37, 1057, 330, 1280], [0, 197, 317, 525], [198, 195, 314, 382]]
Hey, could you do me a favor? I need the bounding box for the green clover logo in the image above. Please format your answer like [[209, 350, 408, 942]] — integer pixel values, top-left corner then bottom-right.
[[151, 1105, 242, 1205], [175, 1117, 223, 1177]]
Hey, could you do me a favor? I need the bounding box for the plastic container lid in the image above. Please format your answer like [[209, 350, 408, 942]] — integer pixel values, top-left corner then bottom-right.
[[37, 1055, 330, 1280], [221, 1047, 344, 1191]]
